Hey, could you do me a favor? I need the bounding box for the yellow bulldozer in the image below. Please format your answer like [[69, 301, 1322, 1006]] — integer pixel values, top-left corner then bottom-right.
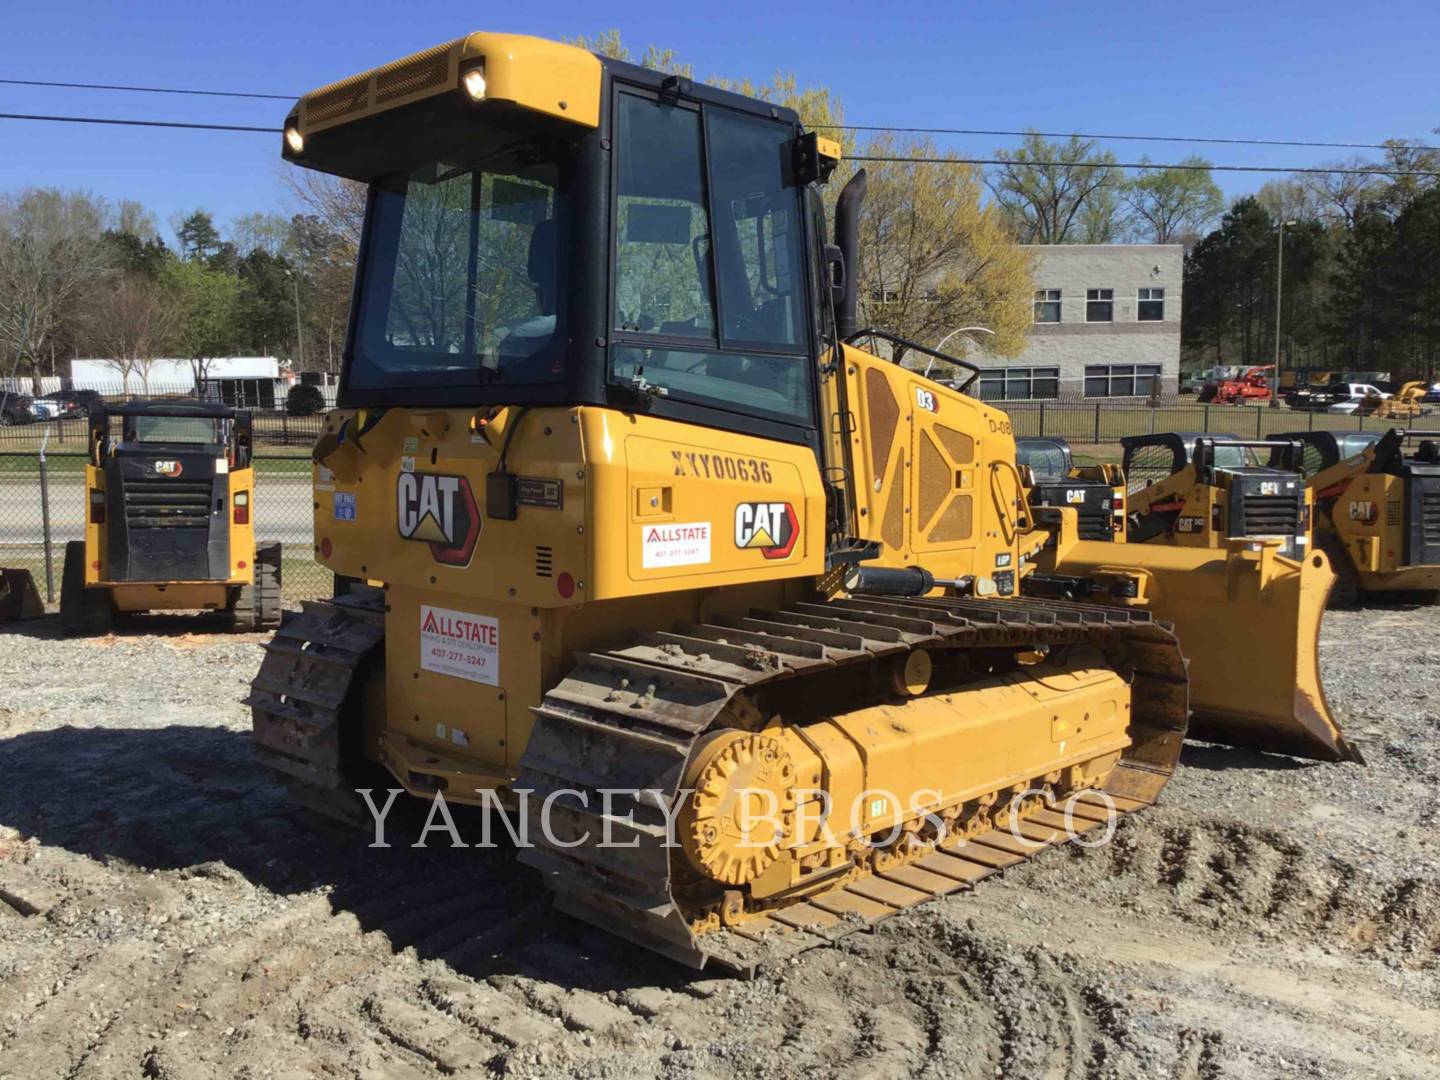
[[247, 32, 1352, 972]]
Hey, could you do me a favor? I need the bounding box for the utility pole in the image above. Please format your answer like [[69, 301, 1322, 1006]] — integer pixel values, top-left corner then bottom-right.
[[1274, 219, 1297, 378], [285, 268, 305, 369]]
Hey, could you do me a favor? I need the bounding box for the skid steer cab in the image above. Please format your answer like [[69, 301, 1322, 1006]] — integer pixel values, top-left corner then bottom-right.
[[61, 401, 281, 633], [1278, 428, 1440, 605], [1121, 432, 1310, 558], [1015, 436, 1124, 541]]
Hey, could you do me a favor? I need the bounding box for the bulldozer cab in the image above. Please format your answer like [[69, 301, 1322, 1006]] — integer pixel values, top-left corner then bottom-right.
[[62, 400, 279, 632], [293, 49, 833, 459], [1121, 432, 1310, 557]]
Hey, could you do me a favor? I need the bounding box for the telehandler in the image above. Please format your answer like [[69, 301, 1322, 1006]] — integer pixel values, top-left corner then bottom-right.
[[1276, 428, 1440, 605], [248, 33, 1350, 971], [62, 401, 282, 633]]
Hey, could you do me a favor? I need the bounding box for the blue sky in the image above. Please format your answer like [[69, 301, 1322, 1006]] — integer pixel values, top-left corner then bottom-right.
[[4, 0, 1437, 243]]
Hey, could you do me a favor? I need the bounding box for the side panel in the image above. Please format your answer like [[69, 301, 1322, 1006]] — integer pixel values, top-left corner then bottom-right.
[[828, 345, 1018, 588], [582, 409, 825, 599]]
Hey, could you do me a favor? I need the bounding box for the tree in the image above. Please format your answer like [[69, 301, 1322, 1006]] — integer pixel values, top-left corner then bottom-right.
[[83, 271, 172, 393], [856, 134, 1034, 366], [1326, 202, 1397, 366], [0, 188, 110, 386], [174, 210, 223, 262], [286, 383, 325, 416], [227, 212, 290, 257], [987, 133, 1124, 244], [1122, 158, 1224, 245], [161, 259, 242, 389]]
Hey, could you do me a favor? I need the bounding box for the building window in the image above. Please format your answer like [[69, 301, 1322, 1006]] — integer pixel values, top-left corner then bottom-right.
[[1137, 287, 1165, 321], [1085, 288, 1114, 322], [869, 287, 899, 304], [978, 366, 1060, 401], [1033, 288, 1061, 323], [1084, 364, 1162, 397]]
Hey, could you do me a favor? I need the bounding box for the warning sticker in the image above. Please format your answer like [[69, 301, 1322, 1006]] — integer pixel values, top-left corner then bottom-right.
[[641, 521, 711, 569], [333, 491, 356, 521], [420, 605, 499, 685]]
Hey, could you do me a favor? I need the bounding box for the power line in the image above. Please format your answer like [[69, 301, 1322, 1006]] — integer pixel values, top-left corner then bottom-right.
[[0, 77, 292, 101], [4, 73, 1436, 154], [851, 154, 1440, 177], [0, 112, 278, 133], [1, 111, 1437, 178], [816, 124, 1440, 154]]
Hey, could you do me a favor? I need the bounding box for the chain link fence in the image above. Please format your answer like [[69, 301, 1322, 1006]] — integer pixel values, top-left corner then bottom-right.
[[0, 447, 329, 608]]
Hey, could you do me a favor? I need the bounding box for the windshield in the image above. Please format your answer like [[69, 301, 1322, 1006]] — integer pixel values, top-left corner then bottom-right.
[[1016, 441, 1068, 481], [121, 415, 222, 444], [348, 133, 573, 394]]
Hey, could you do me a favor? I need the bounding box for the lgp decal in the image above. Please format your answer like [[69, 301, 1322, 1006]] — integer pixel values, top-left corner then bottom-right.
[[734, 502, 799, 560], [154, 460, 183, 478], [397, 473, 481, 566]]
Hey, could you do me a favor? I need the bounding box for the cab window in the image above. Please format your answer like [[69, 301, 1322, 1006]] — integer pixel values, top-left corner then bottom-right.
[[610, 91, 813, 427]]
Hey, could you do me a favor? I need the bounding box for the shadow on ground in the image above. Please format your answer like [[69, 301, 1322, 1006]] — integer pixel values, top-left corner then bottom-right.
[[0, 722, 692, 992]]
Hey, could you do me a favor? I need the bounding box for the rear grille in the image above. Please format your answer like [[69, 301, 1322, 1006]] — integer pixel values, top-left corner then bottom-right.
[[1422, 491, 1440, 545], [1075, 509, 1114, 541], [124, 479, 212, 529], [535, 546, 553, 578], [1236, 493, 1301, 538]]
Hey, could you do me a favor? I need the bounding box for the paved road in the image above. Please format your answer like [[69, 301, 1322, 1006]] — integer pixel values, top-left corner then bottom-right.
[[0, 476, 314, 547]]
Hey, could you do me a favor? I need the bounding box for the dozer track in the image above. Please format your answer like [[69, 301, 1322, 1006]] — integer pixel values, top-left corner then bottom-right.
[[517, 594, 1189, 974], [245, 591, 385, 827]]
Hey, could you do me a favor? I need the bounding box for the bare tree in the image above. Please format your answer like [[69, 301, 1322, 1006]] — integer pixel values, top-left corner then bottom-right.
[[83, 273, 173, 395], [0, 188, 110, 389]]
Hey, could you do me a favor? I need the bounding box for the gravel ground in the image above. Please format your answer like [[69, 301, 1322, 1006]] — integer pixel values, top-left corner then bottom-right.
[[0, 607, 1437, 1079]]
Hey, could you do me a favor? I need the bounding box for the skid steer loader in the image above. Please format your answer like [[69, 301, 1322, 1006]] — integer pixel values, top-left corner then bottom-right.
[[1277, 428, 1440, 606], [247, 32, 1349, 972], [62, 401, 282, 633], [1015, 436, 1125, 541], [1119, 432, 1311, 559]]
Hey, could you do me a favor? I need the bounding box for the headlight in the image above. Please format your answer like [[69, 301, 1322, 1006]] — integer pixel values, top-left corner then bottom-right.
[[284, 126, 305, 154], [461, 67, 487, 102]]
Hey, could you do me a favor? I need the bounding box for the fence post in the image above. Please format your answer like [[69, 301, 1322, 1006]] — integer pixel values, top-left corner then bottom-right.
[[283, 413, 289, 445], [1038, 402, 1045, 438], [38, 433, 55, 603], [1256, 407, 1263, 438], [1149, 405, 1157, 435], [1203, 405, 1210, 433], [1093, 403, 1102, 444], [1308, 408, 1315, 431]]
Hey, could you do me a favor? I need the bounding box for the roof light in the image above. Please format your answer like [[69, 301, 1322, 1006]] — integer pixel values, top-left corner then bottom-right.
[[462, 67, 487, 102], [284, 125, 305, 154]]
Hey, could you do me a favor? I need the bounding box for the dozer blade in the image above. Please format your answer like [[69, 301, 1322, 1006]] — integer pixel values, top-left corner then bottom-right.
[[0, 568, 43, 621], [1051, 540, 1359, 763]]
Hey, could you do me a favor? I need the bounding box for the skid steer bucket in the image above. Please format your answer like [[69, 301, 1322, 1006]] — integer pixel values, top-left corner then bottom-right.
[[1050, 540, 1358, 763], [0, 568, 43, 621]]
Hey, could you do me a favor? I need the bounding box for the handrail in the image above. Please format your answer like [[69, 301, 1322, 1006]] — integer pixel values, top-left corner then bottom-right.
[[842, 328, 984, 392]]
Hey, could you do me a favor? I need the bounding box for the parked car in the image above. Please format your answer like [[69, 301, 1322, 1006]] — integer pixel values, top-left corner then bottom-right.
[[1326, 383, 1392, 414], [0, 393, 36, 425], [28, 397, 61, 421], [41, 388, 104, 417]]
